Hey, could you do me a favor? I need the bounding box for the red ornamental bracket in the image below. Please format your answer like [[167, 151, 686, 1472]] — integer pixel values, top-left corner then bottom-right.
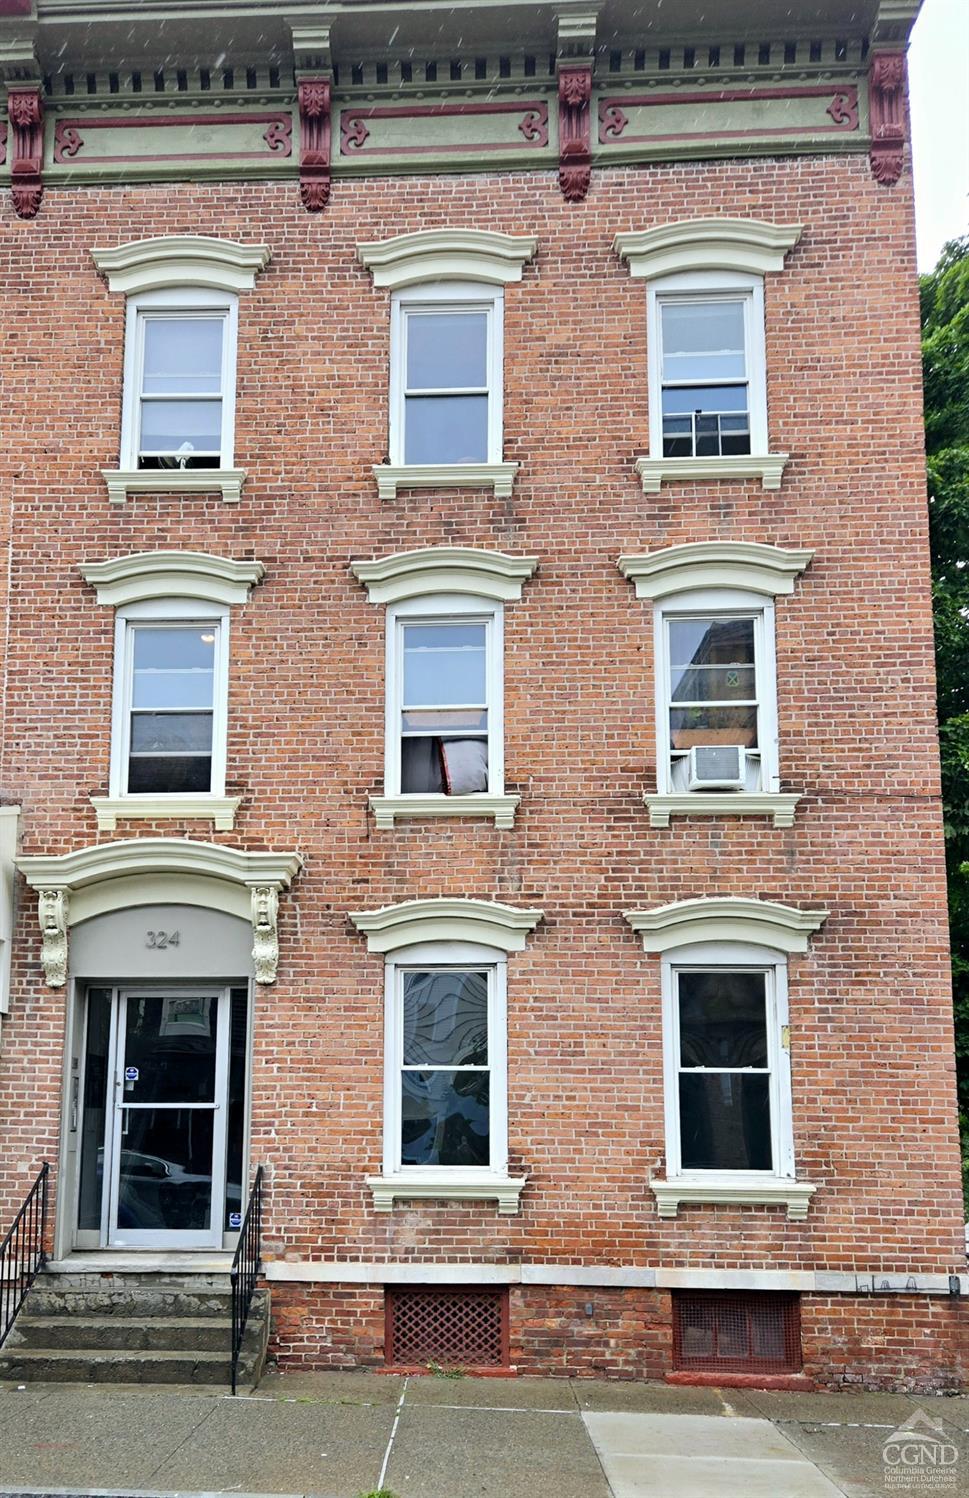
[[869, 52, 907, 186], [558, 65, 592, 202], [298, 77, 331, 211], [7, 86, 43, 218]]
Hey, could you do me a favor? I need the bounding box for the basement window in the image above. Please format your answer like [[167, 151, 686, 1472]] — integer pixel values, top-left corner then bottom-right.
[[385, 1287, 509, 1368], [672, 1291, 802, 1374]]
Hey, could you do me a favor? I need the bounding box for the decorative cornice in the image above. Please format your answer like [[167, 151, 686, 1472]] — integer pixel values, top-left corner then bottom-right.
[[92, 236, 271, 295], [350, 897, 543, 954], [366, 1173, 526, 1214], [101, 468, 246, 506], [869, 50, 907, 185], [369, 794, 520, 830], [81, 551, 265, 608], [623, 897, 828, 955], [557, 65, 592, 202], [7, 84, 42, 218], [373, 462, 518, 501], [644, 794, 801, 830], [18, 839, 302, 985], [614, 218, 802, 279], [298, 77, 331, 211], [357, 229, 538, 289], [89, 795, 242, 833], [351, 547, 538, 605], [651, 1177, 817, 1221], [635, 455, 789, 494], [618, 542, 813, 601]]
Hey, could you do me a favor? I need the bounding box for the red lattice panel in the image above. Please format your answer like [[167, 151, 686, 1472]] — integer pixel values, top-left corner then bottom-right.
[[672, 1291, 802, 1374], [385, 1287, 509, 1368]]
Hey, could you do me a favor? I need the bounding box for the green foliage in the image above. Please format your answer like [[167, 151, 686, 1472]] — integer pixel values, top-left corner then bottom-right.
[[922, 234, 969, 1208]]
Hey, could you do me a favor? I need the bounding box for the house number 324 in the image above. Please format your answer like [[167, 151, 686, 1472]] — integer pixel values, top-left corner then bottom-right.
[[145, 930, 180, 949]]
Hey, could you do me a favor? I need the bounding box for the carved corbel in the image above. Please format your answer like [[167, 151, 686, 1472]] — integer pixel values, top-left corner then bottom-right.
[[38, 888, 68, 988], [7, 84, 42, 218], [557, 66, 593, 202], [298, 77, 331, 212], [869, 52, 907, 186], [251, 885, 279, 985]]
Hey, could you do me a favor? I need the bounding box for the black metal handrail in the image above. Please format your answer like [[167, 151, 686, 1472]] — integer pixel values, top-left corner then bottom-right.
[[0, 1162, 49, 1351], [230, 1165, 263, 1395]]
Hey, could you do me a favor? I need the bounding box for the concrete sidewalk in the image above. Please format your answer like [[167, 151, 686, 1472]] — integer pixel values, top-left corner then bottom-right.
[[1, 1370, 966, 1498]]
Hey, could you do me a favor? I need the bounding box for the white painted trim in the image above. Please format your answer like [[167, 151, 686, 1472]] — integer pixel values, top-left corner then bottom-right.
[[366, 1175, 526, 1214], [373, 463, 518, 501], [357, 228, 537, 289], [102, 468, 246, 505], [618, 543, 813, 601], [90, 796, 242, 833], [351, 548, 538, 605], [651, 1178, 817, 1221], [350, 898, 543, 954], [93, 236, 271, 295], [625, 898, 828, 955], [18, 838, 301, 897], [614, 218, 802, 279], [370, 795, 520, 830], [82, 552, 265, 608], [645, 794, 801, 829], [636, 454, 789, 493]]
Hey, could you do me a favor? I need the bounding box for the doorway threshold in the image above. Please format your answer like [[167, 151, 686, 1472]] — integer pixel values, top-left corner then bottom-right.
[[46, 1250, 235, 1275]]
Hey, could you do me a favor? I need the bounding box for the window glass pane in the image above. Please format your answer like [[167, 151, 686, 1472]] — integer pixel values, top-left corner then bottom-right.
[[122, 994, 218, 1104], [670, 667, 756, 703], [670, 618, 754, 673], [669, 704, 758, 749], [403, 623, 486, 707], [142, 317, 224, 395], [130, 712, 213, 754], [406, 311, 488, 390], [127, 755, 211, 793], [661, 385, 749, 416], [401, 709, 488, 734], [400, 1070, 490, 1166], [403, 970, 488, 1066], [678, 971, 768, 1068], [139, 398, 223, 457], [404, 394, 488, 465], [661, 300, 746, 382], [679, 1072, 772, 1170], [132, 627, 215, 710]]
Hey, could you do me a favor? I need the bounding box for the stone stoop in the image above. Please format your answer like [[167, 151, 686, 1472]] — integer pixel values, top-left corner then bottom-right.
[[0, 1273, 270, 1389]]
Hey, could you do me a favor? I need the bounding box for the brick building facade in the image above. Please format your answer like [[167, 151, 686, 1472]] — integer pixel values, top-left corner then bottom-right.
[[0, 0, 965, 1392]]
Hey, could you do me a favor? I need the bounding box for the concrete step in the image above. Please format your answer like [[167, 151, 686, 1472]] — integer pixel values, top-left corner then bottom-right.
[[25, 1287, 234, 1318], [10, 1314, 231, 1352], [0, 1346, 237, 1385]]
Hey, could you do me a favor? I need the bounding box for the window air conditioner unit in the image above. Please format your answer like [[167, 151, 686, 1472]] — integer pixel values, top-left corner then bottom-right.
[[687, 744, 746, 790]]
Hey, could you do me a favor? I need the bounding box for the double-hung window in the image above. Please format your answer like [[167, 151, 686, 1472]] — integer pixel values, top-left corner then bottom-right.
[[111, 600, 229, 801], [647, 272, 768, 464], [390, 284, 502, 468], [387, 597, 502, 800], [656, 590, 776, 796], [122, 289, 238, 473], [397, 964, 494, 1169]]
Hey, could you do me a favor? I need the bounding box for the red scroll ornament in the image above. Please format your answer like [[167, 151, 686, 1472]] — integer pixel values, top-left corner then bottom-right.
[[298, 77, 331, 211], [8, 86, 43, 219], [558, 65, 592, 202]]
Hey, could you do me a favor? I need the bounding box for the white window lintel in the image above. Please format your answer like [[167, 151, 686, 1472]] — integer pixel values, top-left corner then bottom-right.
[[350, 897, 543, 955], [624, 897, 828, 955], [81, 551, 265, 608], [92, 235, 271, 295], [618, 542, 812, 601], [613, 218, 802, 280], [352, 547, 538, 606], [357, 228, 537, 290]]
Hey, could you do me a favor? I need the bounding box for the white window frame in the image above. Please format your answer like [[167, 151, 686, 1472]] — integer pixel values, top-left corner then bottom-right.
[[661, 941, 795, 1186], [381, 940, 508, 1182], [119, 286, 239, 473], [653, 586, 779, 797], [384, 593, 505, 801], [388, 281, 504, 469], [647, 270, 768, 462], [109, 597, 230, 803]]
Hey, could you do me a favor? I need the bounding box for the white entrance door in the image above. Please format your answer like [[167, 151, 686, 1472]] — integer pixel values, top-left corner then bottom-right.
[[106, 988, 230, 1249]]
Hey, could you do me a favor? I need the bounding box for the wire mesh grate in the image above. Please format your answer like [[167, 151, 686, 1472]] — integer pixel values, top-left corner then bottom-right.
[[672, 1291, 802, 1373], [386, 1286, 508, 1367]]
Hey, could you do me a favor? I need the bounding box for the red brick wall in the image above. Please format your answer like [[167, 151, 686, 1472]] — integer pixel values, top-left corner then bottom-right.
[[802, 1295, 968, 1394], [0, 151, 963, 1385]]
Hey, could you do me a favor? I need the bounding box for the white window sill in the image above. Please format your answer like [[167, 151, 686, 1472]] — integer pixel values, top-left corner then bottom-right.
[[91, 795, 241, 833], [366, 1173, 527, 1215], [635, 454, 789, 494], [370, 793, 520, 830], [372, 462, 518, 501], [102, 468, 247, 505], [652, 1177, 816, 1221], [645, 793, 801, 829]]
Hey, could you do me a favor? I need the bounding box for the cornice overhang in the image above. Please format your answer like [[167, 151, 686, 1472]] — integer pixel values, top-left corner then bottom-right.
[[81, 551, 265, 608], [92, 236, 271, 295], [614, 218, 802, 279], [350, 897, 544, 954], [618, 542, 813, 601], [351, 547, 538, 605], [624, 897, 828, 955], [358, 229, 538, 289]]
